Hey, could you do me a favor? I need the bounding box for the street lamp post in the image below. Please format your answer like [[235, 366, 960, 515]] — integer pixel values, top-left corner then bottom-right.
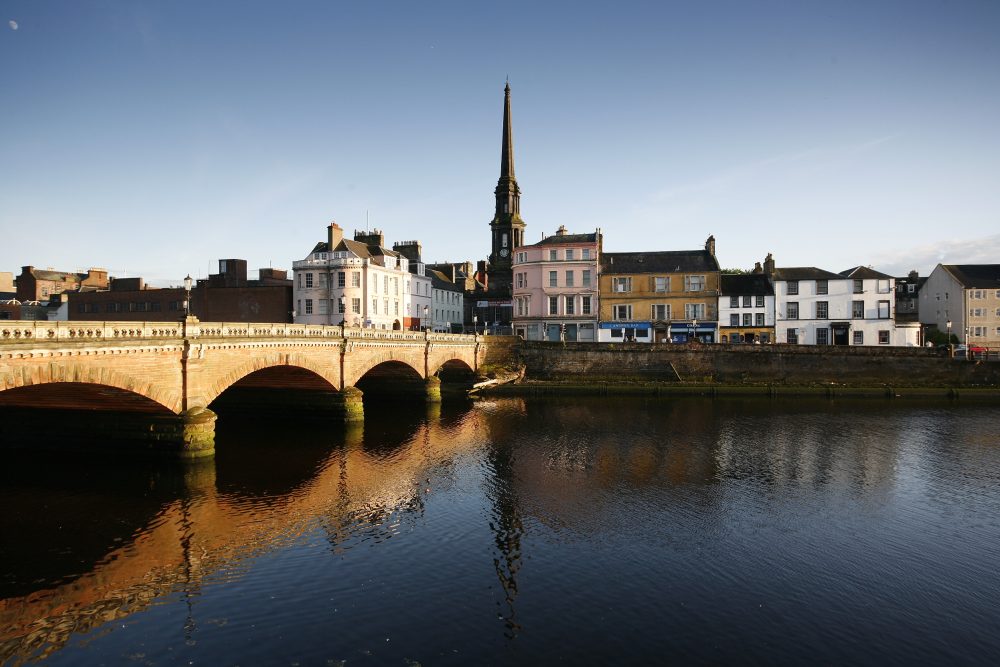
[[183, 275, 193, 318], [473, 314, 478, 335], [947, 319, 953, 358], [423, 305, 429, 332], [691, 318, 698, 343]]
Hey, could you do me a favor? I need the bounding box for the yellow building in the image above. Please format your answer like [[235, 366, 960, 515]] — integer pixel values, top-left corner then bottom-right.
[[598, 236, 721, 343]]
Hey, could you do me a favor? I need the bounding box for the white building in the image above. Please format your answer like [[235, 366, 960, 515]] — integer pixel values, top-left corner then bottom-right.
[[920, 264, 1000, 348], [719, 273, 775, 344], [766, 255, 900, 346], [292, 223, 432, 330], [428, 268, 464, 333]]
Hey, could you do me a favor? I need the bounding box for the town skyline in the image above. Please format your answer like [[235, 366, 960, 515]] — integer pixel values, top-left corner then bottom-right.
[[2, 0, 998, 284]]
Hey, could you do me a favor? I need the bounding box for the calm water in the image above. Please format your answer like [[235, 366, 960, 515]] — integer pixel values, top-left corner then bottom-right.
[[2, 397, 1000, 665]]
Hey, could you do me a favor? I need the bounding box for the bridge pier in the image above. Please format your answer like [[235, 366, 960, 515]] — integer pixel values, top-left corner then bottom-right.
[[333, 386, 365, 422], [177, 408, 217, 458], [425, 376, 442, 403]]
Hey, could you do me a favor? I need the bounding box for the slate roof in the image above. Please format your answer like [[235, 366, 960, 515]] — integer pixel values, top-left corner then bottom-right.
[[720, 273, 774, 296], [770, 267, 843, 281], [310, 238, 401, 265], [600, 250, 719, 274], [839, 266, 894, 280], [30, 269, 84, 282], [428, 269, 463, 292], [534, 232, 599, 246], [941, 264, 1000, 288]]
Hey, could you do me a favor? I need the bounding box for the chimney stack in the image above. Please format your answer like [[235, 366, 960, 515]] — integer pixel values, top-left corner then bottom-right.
[[328, 222, 343, 250]]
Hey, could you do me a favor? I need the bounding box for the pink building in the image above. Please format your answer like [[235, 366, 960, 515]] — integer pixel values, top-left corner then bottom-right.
[[512, 226, 602, 341]]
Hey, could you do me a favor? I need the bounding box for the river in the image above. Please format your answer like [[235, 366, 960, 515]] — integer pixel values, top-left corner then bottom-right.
[[2, 396, 1000, 665]]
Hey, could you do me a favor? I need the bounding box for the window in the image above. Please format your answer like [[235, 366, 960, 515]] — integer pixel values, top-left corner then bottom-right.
[[654, 277, 669, 293], [318, 273, 327, 287], [787, 328, 798, 344], [970, 308, 985, 317], [730, 296, 739, 308], [338, 272, 346, 288], [318, 299, 328, 315], [816, 301, 828, 319], [549, 249, 558, 261], [817, 328, 829, 345], [878, 330, 890, 344], [756, 295, 765, 308], [384, 298, 389, 315], [685, 303, 706, 319], [613, 277, 631, 293], [549, 296, 558, 315], [854, 279, 864, 294], [305, 273, 313, 288], [853, 331, 864, 345], [684, 275, 705, 291], [305, 299, 313, 314], [516, 273, 524, 289], [565, 297, 575, 315], [372, 299, 377, 314], [878, 301, 891, 319], [614, 304, 632, 320], [653, 304, 670, 320], [565, 271, 574, 287], [351, 272, 360, 288], [878, 279, 891, 294], [742, 295, 752, 308], [549, 271, 558, 287], [565, 249, 575, 260], [582, 296, 592, 315], [582, 270, 591, 287], [582, 249, 591, 260], [787, 281, 799, 295], [338, 299, 346, 314], [852, 301, 864, 319], [730, 314, 739, 326], [352, 298, 361, 314], [742, 313, 752, 326], [787, 302, 799, 319], [755, 313, 764, 326], [816, 280, 828, 295], [384, 276, 389, 293]]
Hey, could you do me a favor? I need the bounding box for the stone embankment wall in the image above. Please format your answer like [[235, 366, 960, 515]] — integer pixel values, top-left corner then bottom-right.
[[516, 342, 1000, 387], [480, 335, 522, 377]]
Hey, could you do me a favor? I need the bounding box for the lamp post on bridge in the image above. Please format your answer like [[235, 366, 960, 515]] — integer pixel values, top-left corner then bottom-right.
[[183, 274, 193, 318], [947, 319, 953, 358]]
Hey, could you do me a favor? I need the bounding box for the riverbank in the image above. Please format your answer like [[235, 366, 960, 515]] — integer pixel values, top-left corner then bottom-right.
[[477, 380, 1000, 400]]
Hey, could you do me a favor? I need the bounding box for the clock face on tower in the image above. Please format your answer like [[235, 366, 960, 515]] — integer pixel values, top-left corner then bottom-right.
[[500, 248, 509, 257]]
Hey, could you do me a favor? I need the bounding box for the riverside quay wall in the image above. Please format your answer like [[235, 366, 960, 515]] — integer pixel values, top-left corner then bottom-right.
[[515, 342, 1000, 388]]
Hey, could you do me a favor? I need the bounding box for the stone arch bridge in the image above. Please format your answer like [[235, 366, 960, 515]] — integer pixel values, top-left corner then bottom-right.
[[0, 318, 486, 457]]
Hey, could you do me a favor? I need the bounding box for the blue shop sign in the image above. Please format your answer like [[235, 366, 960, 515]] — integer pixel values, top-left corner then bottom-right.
[[599, 321, 653, 330]]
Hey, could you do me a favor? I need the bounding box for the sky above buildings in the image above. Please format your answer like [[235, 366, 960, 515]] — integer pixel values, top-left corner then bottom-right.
[[2, 0, 998, 285]]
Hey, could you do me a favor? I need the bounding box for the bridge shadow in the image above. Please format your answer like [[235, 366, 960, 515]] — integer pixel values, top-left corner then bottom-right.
[[0, 383, 183, 453]]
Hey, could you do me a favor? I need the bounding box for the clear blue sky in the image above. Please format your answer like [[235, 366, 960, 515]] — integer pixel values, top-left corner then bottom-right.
[[2, 0, 998, 285]]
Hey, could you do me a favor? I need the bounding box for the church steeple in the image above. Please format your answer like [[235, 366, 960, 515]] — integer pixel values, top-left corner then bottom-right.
[[489, 81, 526, 283]]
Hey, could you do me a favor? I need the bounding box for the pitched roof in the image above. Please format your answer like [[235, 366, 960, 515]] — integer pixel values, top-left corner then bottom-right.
[[30, 269, 83, 282], [600, 250, 719, 274], [720, 273, 774, 296], [941, 264, 1000, 288], [839, 266, 894, 280], [428, 269, 463, 292], [534, 232, 599, 246], [771, 267, 843, 281]]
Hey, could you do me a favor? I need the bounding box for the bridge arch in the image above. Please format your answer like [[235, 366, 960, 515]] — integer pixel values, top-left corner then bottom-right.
[[0, 361, 181, 413], [200, 353, 340, 408]]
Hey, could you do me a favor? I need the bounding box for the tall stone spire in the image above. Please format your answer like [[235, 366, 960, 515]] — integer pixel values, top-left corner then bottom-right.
[[494, 82, 522, 223], [489, 81, 526, 286]]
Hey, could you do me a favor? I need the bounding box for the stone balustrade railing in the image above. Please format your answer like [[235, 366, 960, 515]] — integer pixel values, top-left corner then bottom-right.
[[0, 320, 478, 345]]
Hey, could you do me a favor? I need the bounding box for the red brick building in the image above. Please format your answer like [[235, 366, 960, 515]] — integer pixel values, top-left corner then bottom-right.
[[67, 260, 293, 323], [15, 266, 110, 301]]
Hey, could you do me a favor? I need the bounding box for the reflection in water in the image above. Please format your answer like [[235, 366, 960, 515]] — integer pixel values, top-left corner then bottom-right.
[[2, 397, 1000, 664]]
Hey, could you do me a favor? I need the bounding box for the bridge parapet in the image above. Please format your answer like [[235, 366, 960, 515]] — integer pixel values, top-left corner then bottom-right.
[[0, 320, 478, 346]]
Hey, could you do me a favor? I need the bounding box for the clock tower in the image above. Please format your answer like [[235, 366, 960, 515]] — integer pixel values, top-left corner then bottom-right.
[[487, 81, 526, 293]]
